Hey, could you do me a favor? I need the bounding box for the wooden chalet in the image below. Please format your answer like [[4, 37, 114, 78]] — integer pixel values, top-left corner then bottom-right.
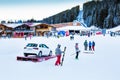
[[13, 24, 35, 38], [35, 23, 56, 36], [50, 22, 81, 28], [0, 24, 13, 37]]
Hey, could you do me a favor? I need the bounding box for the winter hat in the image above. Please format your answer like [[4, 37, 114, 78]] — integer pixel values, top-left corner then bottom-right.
[[76, 43, 78, 45], [57, 44, 61, 47]]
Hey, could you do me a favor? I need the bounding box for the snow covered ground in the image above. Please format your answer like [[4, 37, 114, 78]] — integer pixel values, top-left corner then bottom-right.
[[0, 34, 120, 80]]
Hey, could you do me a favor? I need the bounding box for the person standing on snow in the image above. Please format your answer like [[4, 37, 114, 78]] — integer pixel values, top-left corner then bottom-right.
[[92, 41, 95, 51], [55, 44, 63, 66], [75, 43, 80, 59], [84, 40, 88, 51], [24, 35, 27, 40], [89, 41, 92, 51]]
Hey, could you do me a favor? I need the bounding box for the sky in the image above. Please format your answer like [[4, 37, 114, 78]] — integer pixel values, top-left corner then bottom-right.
[[0, 0, 89, 21]]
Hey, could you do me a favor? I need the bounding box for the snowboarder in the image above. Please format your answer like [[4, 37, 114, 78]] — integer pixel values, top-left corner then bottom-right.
[[84, 40, 88, 51], [75, 43, 80, 59], [89, 41, 92, 51], [92, 41, 95, 51], [55, 44, 63, 66]]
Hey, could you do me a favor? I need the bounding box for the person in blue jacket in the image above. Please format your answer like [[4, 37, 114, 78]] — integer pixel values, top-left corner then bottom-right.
[[89, 41, 92, 51]]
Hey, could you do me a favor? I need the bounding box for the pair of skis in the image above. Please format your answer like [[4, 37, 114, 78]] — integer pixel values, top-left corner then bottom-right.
[[61, 47, 66, 66]]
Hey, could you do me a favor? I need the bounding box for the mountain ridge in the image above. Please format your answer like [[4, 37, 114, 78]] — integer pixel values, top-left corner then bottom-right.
[[83, 0, 120, 29]]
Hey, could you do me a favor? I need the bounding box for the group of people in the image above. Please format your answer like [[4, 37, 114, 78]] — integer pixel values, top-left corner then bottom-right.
[[54, 40, 95, 66], [84, 40, 95, 51], [74, 40, 95, 59]]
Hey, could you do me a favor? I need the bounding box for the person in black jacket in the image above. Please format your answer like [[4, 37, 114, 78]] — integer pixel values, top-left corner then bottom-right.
[[84, 40, 88, 51]]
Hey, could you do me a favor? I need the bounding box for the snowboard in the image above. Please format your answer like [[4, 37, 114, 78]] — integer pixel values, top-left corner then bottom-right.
[[61, 47, 67, 66]]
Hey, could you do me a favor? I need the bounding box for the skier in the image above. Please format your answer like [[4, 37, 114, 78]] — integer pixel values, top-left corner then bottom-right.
[[29, 33, 32, 39], [88, 32, 90, 37], [24, 35, 27, 40], [84, 40, 88, 51], [70, 35, 74, 40], [92, 41, 95, 51], [55, 44, 63, 66], [89, 41, 92, 51], [75, 43, 80, 59]]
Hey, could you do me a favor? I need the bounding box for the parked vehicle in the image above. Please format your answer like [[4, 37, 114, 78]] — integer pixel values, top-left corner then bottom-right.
[[23, 43, 52, 57]]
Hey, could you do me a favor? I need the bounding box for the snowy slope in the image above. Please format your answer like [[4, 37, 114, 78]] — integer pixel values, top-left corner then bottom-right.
[[77, 10, 87, 27], [0, 34, 120, 80]]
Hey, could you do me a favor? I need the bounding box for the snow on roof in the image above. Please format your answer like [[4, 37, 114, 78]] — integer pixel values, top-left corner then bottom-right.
[[107, 25, 120, 32], [25, 23, 42, 27], [87, 26, 101, 31], [3, 23, 23, 28], [57, 26, 90, 31], [3, 23, 42, 28]]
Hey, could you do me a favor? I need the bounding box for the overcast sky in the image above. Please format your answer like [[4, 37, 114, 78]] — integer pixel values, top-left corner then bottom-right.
[[0, 0, 90, 21]]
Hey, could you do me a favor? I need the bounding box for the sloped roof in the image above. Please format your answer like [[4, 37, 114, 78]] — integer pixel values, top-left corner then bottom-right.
[[51, 22, 80, 28], [3, 23, 42, 28], [25, 23, 42, 27], [0, 24, 13, 29], [57, 26, 90, 31], [107, 25, 120, 32], [3, 23, 23, 28]]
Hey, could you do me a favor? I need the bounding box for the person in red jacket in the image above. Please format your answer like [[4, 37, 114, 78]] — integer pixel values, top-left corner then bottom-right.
[[92, 41, 95, 51]]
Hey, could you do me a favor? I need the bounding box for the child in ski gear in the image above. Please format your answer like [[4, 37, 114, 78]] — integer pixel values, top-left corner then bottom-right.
[[89, 41, 92, 51], [75, 43, 80, 59], [84, 40, 88, 51], [92, 41, 95, 51], [55, 44, 62, 66]]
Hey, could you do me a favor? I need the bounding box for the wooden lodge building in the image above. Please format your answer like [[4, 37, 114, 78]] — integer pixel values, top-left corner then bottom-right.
[[35, 23, 56, 36], [0, 21, 90, 38], [13, 24, 35, 38], [0, 24, 13, 37], [51, 22, 82, 35], [0, 23, 56, 38]]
